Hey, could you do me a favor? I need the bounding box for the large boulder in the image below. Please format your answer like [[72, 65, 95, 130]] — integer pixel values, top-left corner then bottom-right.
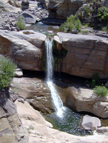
[[81, 115, 101, 130], [0, 30, 46, 71], [21, 11, 37, 24], [54, 32, 108, 79], [11, 77, 53, 114], [38, 0, 85, 18], [66, 86, 108, 118]]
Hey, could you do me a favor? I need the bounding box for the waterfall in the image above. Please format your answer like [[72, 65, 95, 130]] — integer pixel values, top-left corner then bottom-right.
[[45, 38, 65, 117]]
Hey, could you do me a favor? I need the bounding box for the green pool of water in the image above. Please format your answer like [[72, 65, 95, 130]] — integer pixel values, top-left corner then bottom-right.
[[45, 107, 92, 136]]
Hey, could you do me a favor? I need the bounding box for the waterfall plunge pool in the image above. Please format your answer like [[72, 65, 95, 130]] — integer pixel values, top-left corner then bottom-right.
[[45, 106, 91, 136]]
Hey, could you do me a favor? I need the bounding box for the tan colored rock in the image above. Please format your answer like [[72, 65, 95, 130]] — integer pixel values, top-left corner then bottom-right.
[[0, 30, 46, 71], [66, 86, 108, 118], [15, 100, 53, 127], [0, 98, 28, 143], [54, 32, 108, 79], [11, 77, 53, 114], [16, 99, 108, 143]]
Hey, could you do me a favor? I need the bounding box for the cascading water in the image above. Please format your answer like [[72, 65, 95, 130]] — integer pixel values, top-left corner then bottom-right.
[[45, 38, 92, 136], [45, 38, 65, 117]]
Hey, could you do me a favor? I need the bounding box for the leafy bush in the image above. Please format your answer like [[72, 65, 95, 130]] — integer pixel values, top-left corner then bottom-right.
[[16, 16, 25, 30], [94, 86, 108, 97], [0, 57, 17, 89], [97, 7, 108, 22], [60, 15, 82, 32], [93, 6, 108, 29]]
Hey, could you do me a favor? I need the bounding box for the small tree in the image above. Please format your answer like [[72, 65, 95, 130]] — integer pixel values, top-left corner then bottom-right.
[[60, 15, 82, 32], [0, 57, 17, 89], [16, 16, 25, 30]]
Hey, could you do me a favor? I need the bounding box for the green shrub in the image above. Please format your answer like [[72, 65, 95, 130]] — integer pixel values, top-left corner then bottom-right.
[[94, 6, 108, 29], [0, 57, 17, 89], [84, 5, 91, 16], [94, 86, 108, 97], [60, 15, 82, 33], [97, 7, 108, 21], [16, 16, 25, 30]]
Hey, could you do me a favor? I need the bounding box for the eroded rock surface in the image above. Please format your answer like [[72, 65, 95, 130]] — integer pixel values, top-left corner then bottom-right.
[[0, 30, 46, 71], [54, 32, 108, 79], [15, 99, 108, 143], [0, 97, 28, 143], [66, 86, 108, 118], [11, 77, 53, 114]]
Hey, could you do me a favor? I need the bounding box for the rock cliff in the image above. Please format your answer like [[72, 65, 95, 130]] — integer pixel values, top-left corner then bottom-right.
[[54, 32, 108, 79]]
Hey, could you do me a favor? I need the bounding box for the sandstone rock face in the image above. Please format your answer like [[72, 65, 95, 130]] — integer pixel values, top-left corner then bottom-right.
[[66, 86, 108, 118], [15, 100, 53, 127], [0, 97, 28, 143], [81, 115, 101, 130], [0, 30, 46, 71], [38, 0, 84, 18], [11, 77, 53, 114], [54, 32, 108, 79], [16, 98, 108, 143]]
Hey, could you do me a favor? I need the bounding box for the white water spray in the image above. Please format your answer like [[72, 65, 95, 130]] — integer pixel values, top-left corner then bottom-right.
[[45, 38, 65, 117]]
